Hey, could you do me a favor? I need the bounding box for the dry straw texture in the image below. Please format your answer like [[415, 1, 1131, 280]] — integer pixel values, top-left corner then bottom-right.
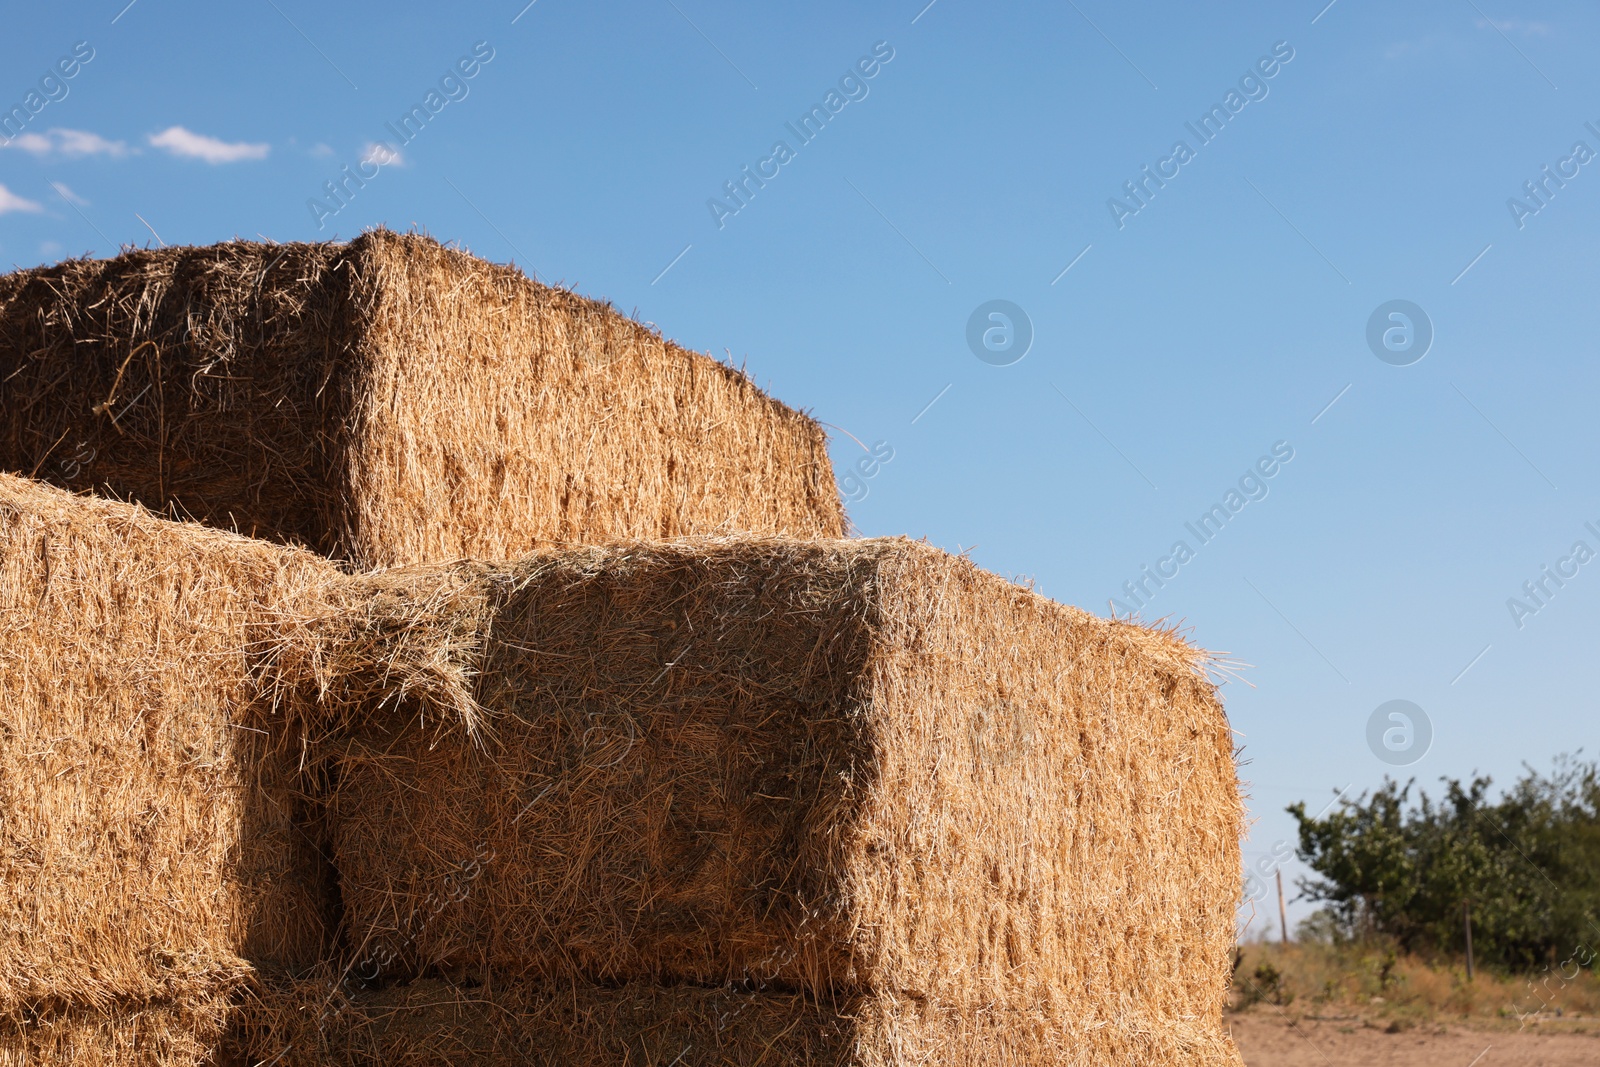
[[0, 473, 341, 1050], [0, 231, 843, 569], [234, 975, 1244, 1067], [323, 538, 1243, 1058], [0, 1000, 232, 1067]]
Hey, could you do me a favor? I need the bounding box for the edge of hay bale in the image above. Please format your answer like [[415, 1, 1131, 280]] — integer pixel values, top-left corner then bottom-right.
[[0, 997, 236, 1067]]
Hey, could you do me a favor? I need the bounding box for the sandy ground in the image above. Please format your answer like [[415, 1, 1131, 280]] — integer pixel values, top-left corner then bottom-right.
[[1229, 1010, 1600, 1066]]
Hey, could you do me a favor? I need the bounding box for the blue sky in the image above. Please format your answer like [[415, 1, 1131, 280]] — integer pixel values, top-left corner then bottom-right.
[[3, 0, 1595, 933]]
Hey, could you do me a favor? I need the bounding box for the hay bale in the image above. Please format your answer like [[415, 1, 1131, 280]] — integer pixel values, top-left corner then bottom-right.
[[323, 539, 1242, 1057], [0, 472, 342, 1032], [0, 999, 232, 1067], [0, 232, 843, 568], [233, 975, 1243, 1066]]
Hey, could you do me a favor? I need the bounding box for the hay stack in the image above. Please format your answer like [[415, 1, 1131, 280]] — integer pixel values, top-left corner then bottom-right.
[[315, 538, 1243, 1064], [0, 472, 346, 1063], [0, 232, 843, 569]]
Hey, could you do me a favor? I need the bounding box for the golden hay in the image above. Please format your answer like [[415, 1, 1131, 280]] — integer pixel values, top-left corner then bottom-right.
[[0, 231, 843, 569], [0, 472, 341, 1032], [0, 999, 232, 1067], [319, 538, 1243, 1060], [233, 975, 1243, 1067]]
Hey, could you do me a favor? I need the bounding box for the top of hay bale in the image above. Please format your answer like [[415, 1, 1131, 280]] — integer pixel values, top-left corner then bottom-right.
[[0, 231, 845, 568]]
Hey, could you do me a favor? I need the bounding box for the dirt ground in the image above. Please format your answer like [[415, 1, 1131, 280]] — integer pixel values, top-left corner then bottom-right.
[[1229, 1009, 1600, 1066]]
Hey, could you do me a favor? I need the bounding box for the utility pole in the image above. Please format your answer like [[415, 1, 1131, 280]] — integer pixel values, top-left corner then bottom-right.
[[1464, 898, 1475, 980], [1277, 869, 1290, 943]]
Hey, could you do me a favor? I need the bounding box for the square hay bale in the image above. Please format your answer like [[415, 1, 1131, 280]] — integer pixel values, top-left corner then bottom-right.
[[0, 1000, 232, 1067], [0, 232, 844, 569], [234, 975, 1244, 1067], [0, 472, 341, 1031], [322, 538, 1243, 1059]]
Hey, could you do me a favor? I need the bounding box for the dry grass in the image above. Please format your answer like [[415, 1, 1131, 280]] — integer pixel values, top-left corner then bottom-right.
[[314, 537, 1243, 1060], [0, 473, 347, 1057], [1231, 940, 1600, 1029], [0, 231, 843, 569]]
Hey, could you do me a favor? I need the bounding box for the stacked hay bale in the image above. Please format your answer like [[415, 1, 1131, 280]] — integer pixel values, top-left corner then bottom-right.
[[0, 237, 1245, 1065], [0, 473, 339, 1065], [0, 231, 842, 568], [235, 539, 1243, 1066]]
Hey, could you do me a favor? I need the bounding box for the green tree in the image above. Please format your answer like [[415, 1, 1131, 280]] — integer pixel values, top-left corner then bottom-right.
[[1289, 756, 1600, 972]]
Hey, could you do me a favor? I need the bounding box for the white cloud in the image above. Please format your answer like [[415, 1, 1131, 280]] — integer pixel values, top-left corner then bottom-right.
[[2, 128, 132, 158], [2, 132, 52, 154], [1382, 31, 1450, 60], [53, 128, 131, 157], [361, 141, 403, 168], [49, 181, 88, 206], [0, 184, 43, 215], [148, 126, 269, 164], [310, 142, 335, 158], [1478, 18, 1552, 36], [1387, 19, 1553, 61]]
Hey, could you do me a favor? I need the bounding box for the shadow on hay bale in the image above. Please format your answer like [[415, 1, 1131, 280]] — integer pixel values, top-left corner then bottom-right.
[[0, 231, 843, 570]]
